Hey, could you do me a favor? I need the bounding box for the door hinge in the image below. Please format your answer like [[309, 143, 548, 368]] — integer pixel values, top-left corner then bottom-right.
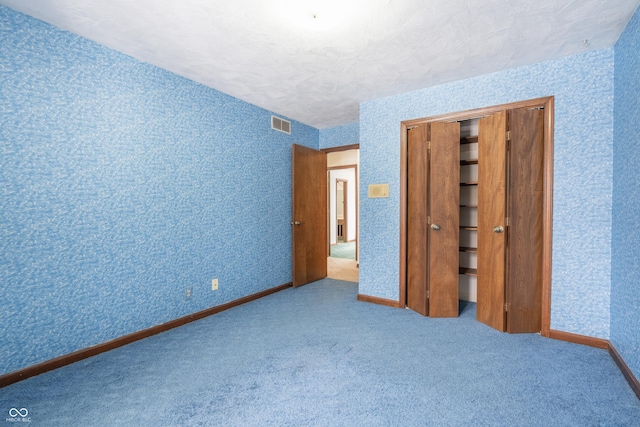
[[505, 217, 510, 227], [427, 289, 430, 298], [506, 130, 511, 141], [505, 303, 509, 312], [427, 215, 431, 224], [427, 140, 431, 150]]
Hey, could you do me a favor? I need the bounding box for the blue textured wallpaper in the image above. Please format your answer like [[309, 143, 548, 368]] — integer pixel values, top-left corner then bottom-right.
[[360, 49, 615, 338], [319, 122, 359, 149], [0, 6, 318, 375], [612, 6, 640, 380]]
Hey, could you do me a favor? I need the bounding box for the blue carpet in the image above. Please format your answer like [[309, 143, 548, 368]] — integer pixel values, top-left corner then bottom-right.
[[330, 241, 356, 259], [1, 279, 639, 426]]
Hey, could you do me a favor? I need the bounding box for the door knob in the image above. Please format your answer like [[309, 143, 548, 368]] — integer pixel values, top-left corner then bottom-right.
[[431, 224, 441, 231], [291, 221, 301, 226], [493, 226, 504, 233]]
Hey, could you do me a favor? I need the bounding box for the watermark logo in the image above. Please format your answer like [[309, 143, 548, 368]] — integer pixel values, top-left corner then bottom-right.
[[6, 408, 30, 423], [7, 410, 26, 418]]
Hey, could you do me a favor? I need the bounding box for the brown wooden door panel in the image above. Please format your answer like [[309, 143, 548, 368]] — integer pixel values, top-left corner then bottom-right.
[[507, 108, 544, 333], [406, 125, 429, 315], [292, 144, 327, 287], [477, 111, 508, 331], [428, 121, 460, 318]]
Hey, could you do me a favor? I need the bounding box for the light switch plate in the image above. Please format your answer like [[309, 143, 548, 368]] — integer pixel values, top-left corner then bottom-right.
[[368, 184, 389, 198]]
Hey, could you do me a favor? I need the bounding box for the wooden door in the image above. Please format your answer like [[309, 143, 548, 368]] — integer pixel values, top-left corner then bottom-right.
[[292, 144, 327, 287], [428, 121, 460, 317], [477, 111, 508, 331], [406, 125, 429, 315], [507, 108, 544, 333]]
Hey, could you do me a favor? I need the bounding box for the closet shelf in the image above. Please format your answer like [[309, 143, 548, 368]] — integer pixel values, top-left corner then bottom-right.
[[460, 136, 478, 145], [459, 246, 477, 253], [460, 226, 478, 231], [460, 159, 478, 166], [460, 182, 478, 186], [459, 267, 478, 276]]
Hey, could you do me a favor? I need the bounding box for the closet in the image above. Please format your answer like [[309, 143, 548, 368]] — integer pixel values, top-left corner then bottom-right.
[[402, 99, 549, 334]]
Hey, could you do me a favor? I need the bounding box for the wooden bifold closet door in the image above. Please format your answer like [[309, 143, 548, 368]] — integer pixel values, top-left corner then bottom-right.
[[505, 107, 544, 333], [476, 107, 544, 333], [476, 111, 508, 330], [406, 125, 429, 315], [403, 98, 551, 333], [406, 121, 460, 318], [406, 105, 544, 331]]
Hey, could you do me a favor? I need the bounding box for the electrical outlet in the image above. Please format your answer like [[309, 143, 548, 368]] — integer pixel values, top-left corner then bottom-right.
[[186, 288, 192, 298], [212, 278, 218, 291]]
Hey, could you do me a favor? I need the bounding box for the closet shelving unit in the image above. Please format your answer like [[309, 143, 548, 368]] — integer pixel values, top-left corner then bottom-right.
[[459, 127, 479, 278]]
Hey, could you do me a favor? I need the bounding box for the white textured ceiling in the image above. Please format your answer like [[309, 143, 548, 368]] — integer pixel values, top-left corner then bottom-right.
[[2, 0, 639, 129]]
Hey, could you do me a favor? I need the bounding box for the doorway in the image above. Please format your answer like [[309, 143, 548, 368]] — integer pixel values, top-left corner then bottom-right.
[[324, 145, 359, 282], [336, 179, 348, 244]]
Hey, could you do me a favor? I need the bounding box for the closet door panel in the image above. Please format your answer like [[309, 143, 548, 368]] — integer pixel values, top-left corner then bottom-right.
[[406, 125, 429, 316], [428, 121, 460, 318], [477, 112, 507, 331], [507, 108, 544, 333]]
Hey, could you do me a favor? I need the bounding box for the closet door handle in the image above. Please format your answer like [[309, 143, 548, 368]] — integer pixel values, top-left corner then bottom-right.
[[493, 226, 504, 233], [431, 224, 441, 231]]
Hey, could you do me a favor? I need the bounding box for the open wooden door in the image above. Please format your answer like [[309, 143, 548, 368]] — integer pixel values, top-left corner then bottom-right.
[[507, 107, 544, 333], [477, 111, 508, 331], [406, 125, 429, 315], [292, 144, 327, 287], [428, 121, 460, 317]]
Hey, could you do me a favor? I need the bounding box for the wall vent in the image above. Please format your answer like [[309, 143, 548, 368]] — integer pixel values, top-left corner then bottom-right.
[[271, 116, 291, 134]]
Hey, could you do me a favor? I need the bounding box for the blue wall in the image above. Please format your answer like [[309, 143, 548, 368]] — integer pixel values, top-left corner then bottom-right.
[[359, 49, 615, 338], [612, 7, 640, 380], [0, 6, 318, 375], [319, 122, 359, 149]]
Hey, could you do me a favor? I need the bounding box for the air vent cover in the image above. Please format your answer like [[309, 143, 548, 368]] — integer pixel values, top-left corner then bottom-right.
[[271, 116, 291, 134]]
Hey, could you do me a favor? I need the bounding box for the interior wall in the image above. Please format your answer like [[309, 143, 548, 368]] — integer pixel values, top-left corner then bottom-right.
[[319, 122, 359, 150], [329, 169, 357, 245], [612, 6, 640, 380], [0, 6, 319, 375], [360, 48, 615, 339]]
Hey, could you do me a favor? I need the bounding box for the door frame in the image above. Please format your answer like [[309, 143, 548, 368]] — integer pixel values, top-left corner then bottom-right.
[[399, 97, 554, 336], [323, 144, 360, 262], [336, 178, 348, 243]]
